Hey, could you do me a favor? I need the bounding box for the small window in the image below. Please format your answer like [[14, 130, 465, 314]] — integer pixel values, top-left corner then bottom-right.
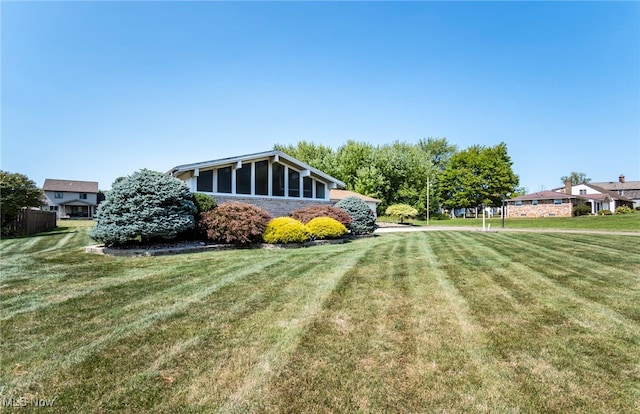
[[255, 160, 268, 196], [515, 201, 523, 206], [618, 190, 624, 196], [579, 189, 587, 195], [54, 192, 63, 199], [197, 170, 213, 192], [554, 199, 563, 205], [217, 167, 232, 193], [272, 163, 285, 196], [549, 213, 556, 217], [315, 181, 325, 199], [303, 177, 313, 198], [236, 164, 251, 195], [50, 206, 58, 211], [79, 193, 88, 200], [288, 170, 300, 198]]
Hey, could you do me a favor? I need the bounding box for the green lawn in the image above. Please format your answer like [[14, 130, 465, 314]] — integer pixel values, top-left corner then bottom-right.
[[1, 221, 639, 412], [379, 212, 640, 232]]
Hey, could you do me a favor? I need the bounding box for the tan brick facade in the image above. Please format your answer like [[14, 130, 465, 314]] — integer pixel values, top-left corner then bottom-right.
[[213, 195, 332, 218], [506, 199, 573, 218]]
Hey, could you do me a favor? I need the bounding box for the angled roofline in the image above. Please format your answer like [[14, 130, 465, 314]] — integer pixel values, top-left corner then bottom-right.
[[167, 150, 346, 188]]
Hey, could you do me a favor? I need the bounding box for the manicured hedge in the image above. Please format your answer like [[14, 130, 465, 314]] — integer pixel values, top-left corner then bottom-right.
[[263, 217, 310, 244], [305, 217, 348, 240], [201, 202, 271, 245]]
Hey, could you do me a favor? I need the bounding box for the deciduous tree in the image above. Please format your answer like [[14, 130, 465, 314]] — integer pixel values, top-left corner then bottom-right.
[[0, 171, 43, 228]]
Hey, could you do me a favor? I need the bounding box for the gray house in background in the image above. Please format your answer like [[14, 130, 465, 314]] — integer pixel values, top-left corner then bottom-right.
[[590, 175, 640, 209], [168, 150, 346, 217], [43, 179, 99, 219]]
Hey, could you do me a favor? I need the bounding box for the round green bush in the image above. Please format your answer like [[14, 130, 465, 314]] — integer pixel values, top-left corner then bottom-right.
[[201, 202, 271, 245], [290, 205, 352, 227], [193, 193, 217, 213], [305, 217, 348, 240], [263, 217, 310, 244], [615, 205, 633, 214], [334, 196, 377, 235], [90, 169, 196, 246], [597, 209, 612, 216], [385, 203, 418, 223], [572, 204, 591, 217]]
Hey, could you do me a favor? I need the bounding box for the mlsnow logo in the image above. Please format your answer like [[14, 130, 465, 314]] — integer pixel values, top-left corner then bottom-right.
[[0, 389, 57, 408]]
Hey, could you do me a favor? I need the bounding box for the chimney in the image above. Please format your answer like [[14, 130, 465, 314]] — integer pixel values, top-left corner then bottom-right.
[[619, 174, 625, 183], [564, 179, 572, 195]]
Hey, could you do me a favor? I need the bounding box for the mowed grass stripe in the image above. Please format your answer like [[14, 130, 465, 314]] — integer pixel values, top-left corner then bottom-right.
[[46, 239, 387, 412], [1, 251, 291, 394], [487, 233, 640, 323], [430, 232, 640, 412]]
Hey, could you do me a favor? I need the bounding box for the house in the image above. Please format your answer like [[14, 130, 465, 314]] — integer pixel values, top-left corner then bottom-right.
[[589, 175, 640, 209], [330, 189, 382, 218], [506, 191, 584, 218], [168, 150, 347, 217], [553, 178, 634, 213], [43, 179, 99, 219]]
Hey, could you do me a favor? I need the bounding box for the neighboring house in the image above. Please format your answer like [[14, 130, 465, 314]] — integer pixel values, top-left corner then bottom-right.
[[43, 179, 99, 219], [553, 178, 634, 213], [589, 175, 640, 209], [168, 150, 347, 217], [330, 189, 382, 218], [506, 191, 584, 218]]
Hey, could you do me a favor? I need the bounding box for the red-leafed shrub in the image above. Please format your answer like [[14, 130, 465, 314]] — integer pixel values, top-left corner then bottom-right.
[[290, 205, 352, 227], [201, 202, 271, 245]]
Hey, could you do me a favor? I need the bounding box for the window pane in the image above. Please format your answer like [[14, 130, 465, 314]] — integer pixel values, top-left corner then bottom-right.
[[217, 167, 232, 193], [303, 177, 313, 198], [315, 181, 325, 199], [255, 160, 268, 196], [288, 170, 300, 197], [236, 164, 251, 194], [197, 170, 213, 192], [272, 163, 284, 196]]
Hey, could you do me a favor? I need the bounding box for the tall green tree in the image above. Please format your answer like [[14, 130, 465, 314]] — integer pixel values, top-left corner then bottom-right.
[[273, 141, 338, 178], [417, 137, 457, 215], [0, 171, 44, 227], [560, 172, 591, 185], [439, 143, 519, 210]]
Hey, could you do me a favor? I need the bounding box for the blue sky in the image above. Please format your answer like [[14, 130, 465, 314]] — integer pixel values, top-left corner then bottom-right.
[[2, 1, 639, 192]]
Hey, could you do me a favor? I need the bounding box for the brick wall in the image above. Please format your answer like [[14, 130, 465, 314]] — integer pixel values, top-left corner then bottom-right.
[[213, 195, 332, 218], [507, 199, 573, 218]]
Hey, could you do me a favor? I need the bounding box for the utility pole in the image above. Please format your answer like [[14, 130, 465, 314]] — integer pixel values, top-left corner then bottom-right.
[[426, 176, 430, 226]]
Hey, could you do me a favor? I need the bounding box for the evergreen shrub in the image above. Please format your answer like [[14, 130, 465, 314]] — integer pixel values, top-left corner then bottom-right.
[[334, 196, 377, 235], [201, 202, 271, 245], [305, 217, 347, 240], [572, 204, 591, 217], [263, 217, 310, 244], [90, 169, 197, 246], [290, 205, 352, 227]]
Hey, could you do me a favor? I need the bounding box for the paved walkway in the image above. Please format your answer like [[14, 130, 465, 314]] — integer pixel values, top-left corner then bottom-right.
[[374, 224, 640, 237]]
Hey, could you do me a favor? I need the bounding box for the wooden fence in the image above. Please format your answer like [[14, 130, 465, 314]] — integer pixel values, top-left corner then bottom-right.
[[5, 209, 57, 236]]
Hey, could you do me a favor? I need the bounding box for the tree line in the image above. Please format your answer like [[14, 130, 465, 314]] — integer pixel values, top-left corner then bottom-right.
[[274, 139, 521, 217]]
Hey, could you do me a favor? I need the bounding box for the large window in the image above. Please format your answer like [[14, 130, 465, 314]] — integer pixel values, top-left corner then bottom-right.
[[217, 167, 232, 193], [532, 200, 538, 206], [303, 177, 313, 198], [255, 160, 268, 196], [236, 165, 251, 194], [79, 193, 88, 200], [515, 201, 523, 206], [272, 163, 285, 196], [197, 170, 213, 192], [315, 181, 325, 199], [554, 199, 563, 205], [54, 192, 63, 199], [288, 170, 300, 197]]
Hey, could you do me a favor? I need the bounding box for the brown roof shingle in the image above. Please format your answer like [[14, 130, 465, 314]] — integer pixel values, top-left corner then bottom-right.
[[43, 179, 99, 193]]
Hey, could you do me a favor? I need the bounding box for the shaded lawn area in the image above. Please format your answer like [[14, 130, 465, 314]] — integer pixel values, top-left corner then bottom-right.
[[1, 221, 639, 412], [379, 212, 640, 232]]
